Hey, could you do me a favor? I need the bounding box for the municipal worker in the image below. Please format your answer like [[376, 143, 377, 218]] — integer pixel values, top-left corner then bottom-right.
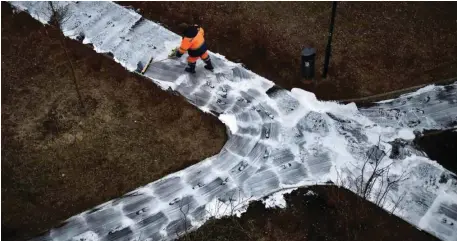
[[172, 24, 214, 73]]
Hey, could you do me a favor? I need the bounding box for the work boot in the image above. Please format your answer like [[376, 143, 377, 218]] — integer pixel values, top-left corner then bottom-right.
[[203, 58, 214, 71], [185, 63, 196, 74]]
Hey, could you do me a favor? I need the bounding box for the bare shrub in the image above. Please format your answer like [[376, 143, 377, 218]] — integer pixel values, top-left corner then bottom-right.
[[345, 138, 410, 214], [44, 2, 85, 114]]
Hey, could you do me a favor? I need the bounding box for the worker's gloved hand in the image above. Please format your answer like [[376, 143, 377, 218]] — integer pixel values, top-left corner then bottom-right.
[[168, 48, 182, 59]]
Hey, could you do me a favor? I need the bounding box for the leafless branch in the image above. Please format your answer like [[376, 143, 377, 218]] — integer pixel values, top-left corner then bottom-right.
[[45, 1, 86, 114], [390, 191, 407, 215], [48, 1, 70, 28], [349, 137, 409, 211], [179, 202, 190, 234]]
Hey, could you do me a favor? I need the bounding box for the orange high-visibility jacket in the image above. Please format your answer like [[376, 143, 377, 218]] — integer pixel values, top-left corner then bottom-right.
[[178, 26, 208, 57]]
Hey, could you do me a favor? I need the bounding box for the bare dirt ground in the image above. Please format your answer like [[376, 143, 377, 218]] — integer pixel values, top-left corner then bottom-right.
[[1, 3, 226, 241], [1, 2, 456, 241], [125, 1, 457, 100]]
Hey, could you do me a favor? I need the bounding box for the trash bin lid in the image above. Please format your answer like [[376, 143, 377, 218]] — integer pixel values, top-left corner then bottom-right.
[[301, 47, 316, 56]]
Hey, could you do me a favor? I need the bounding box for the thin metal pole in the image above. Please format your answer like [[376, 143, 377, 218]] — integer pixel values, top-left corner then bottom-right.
[[322, 1, 337, 79]]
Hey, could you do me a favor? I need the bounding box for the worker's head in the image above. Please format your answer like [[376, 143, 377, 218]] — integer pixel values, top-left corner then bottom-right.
[[182, 25, 199, 38]]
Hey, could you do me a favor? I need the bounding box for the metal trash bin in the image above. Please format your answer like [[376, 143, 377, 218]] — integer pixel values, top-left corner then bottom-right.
[[301, 47, 316, 80]]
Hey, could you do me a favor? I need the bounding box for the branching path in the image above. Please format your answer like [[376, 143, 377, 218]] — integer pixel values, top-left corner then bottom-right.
[[10, 2, 457, 241]]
